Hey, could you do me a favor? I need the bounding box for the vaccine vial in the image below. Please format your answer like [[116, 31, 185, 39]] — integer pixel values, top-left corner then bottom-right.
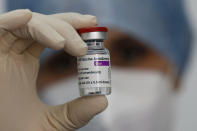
[[77, 27, 111, 96]]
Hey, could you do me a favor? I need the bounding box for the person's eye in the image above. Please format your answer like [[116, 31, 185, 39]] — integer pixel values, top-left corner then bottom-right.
[[48, 51, 77, 73], [108, 37, 148, 65], [38, 51, 77, 88], [40, 51, 77, 74], [119, 43, 147, 61]]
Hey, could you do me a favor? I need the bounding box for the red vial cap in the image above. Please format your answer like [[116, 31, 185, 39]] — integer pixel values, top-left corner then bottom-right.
[[78, 27, 108, 34]]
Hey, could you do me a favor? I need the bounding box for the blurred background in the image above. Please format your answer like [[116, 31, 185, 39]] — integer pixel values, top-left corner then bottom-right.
[[0, 0, 197, 130], [174, 0, 197, 131]]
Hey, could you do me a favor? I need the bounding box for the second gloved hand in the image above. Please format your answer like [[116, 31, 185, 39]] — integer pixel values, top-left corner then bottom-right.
[[0, 9, 107, 131]]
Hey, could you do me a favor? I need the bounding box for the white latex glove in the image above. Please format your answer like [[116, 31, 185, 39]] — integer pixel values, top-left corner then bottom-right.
[[0, 9, 108, 131]]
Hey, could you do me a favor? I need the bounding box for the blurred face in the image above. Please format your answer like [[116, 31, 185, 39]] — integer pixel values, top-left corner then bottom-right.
[[38, 28, 178, 131]]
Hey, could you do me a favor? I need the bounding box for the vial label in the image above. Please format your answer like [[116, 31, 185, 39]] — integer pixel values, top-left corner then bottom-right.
[[77, 54, 111, 89]]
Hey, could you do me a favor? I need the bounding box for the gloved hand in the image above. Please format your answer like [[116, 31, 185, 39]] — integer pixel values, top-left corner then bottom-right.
[[0, 9, 108, 131]]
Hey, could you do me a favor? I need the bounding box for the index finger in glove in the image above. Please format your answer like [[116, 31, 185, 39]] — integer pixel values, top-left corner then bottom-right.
[[36, 13, 88, 56], [0, 10, 32, 54], [51, 12, 97, 29], [0, 9, 32, 31], [12, 14, 66, 51]]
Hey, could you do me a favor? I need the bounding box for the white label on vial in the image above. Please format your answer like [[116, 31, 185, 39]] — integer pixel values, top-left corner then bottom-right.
[[77, 54, 111, 89]]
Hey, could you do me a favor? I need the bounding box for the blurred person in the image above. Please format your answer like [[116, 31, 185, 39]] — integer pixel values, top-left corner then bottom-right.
[[6, 0, 192, 131], [0, 2, 108, 131]]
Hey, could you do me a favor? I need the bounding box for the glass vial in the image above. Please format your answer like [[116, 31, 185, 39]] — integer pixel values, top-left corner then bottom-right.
[[77, 27, 111, 96]]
